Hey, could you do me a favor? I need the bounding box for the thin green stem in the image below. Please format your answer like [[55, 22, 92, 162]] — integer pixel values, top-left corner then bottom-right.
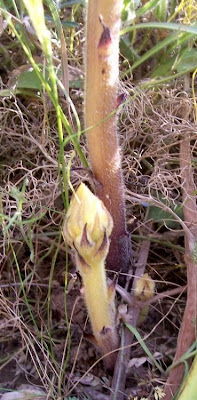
[[10, 243, 39, 332], [10, 0, 20, 18], [47, 233, 62, 359], [57, 247, 71, 396], [131, 234, 185, 252]]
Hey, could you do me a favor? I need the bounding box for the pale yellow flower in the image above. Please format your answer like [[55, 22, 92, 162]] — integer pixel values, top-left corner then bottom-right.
[[154, 386, 166, 400]]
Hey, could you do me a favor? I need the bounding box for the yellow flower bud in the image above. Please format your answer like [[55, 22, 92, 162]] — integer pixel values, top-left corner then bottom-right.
[[63, 183, 113, 267], [135, 273, 155, 326], [135, 273, 155, 301]]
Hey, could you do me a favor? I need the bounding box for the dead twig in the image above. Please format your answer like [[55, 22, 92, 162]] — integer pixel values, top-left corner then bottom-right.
[[110, 237, 151, 400]]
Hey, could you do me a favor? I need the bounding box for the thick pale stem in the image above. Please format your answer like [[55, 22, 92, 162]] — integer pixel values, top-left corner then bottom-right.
[[79, 260, 118, 369], [64, 183, 119, 369], [85, 0, 131, 273], [82, 261, 112, 337]]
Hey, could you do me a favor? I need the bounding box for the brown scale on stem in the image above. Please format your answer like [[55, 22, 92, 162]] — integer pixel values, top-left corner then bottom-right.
[[98, 16, 112, 50]]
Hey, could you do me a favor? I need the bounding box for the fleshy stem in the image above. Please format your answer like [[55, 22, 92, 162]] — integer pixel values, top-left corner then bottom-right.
[[77, 258, 118, 369], [85, 0, 131, 274], [63, 183, 119, 369]]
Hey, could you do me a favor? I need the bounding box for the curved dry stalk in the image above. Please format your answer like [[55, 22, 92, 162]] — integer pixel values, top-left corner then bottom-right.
[[164, 94, 197, 399]]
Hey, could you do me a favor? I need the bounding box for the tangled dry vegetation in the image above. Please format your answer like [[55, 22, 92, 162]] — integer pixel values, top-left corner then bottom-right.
[[0, 28, 197, 399]]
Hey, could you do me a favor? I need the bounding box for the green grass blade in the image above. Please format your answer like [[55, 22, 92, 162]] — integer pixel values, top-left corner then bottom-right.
[[122, 31, 181, 77], [125, 322, 164, 374], [141, 65, 197, 88], [45, 0, 62, 37], [135, 0, 161, 18], [57, 0, 85, 7], [155, 0, 169, 22], [121, 22, 197, 36], [10, 0, 20, 18]]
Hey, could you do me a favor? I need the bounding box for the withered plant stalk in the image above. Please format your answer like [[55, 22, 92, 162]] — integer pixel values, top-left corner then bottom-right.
[[165, 90, 197, 399], [85, 0, 131, 273]]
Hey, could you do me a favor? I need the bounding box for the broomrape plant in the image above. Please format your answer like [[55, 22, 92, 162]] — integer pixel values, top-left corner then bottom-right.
[[63, 183, 119, 369]]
